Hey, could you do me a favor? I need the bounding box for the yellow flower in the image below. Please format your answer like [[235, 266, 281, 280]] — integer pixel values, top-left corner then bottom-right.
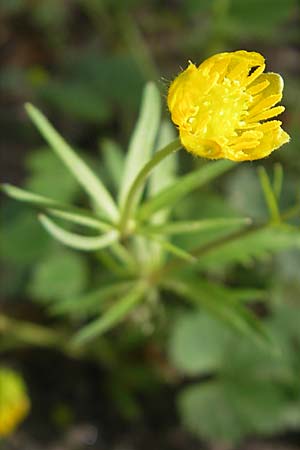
[[168, 50, 290, 161], [0, 368, 30, 437]]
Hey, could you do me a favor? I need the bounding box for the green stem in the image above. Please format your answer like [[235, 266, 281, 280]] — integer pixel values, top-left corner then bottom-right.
[[258, 166, 281, 224], [0, 314, 119, 368], [119, 138, 181, 236], [0, 314, 65, 349]]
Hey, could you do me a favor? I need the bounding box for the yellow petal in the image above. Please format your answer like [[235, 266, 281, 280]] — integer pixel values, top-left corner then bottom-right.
[[248, 72, 284, 98], [249, 105, 285, 122], [248, 94, 282, 117]]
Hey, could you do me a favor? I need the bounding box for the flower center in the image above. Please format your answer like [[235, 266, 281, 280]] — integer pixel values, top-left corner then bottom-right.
[[187, 76, 250, 145]]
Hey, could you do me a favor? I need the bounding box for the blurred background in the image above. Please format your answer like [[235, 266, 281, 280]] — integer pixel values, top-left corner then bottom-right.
[[1, 1, 300, 449]]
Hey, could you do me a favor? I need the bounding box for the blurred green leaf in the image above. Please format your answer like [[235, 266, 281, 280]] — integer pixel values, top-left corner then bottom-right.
[[25, 148, 78, 203], [225, 165, 268, 220], [40, 81, 112, 123], [165, 278, 272, 347], [178, 382, 246, 443], [178, 376, 294, 444], [229, 0, 296, 29], [60, 52, 144, 110], [29, 249, 88, 302], [169, 311, 230, 375], [0, 209, 50, 265], [100, 139, 125, 193], [183, 0, 212, 14], [0, 0, 26, 14]]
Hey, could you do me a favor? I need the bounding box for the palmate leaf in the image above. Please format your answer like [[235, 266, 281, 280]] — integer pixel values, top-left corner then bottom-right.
[[25, 103, 118, 221], [163, 277, 272, 348], [72, 283, 146, 345], [118, 82, 161, 209], [169, 311, 231, 375], [137, 160, 234, 221], [39, 215, 118, 251], [29, 249, 89, 304], [178, 381, 245, 444]]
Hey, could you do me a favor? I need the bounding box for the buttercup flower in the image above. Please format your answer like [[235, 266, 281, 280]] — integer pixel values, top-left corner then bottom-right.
[[0, 368, 30, 437], [168, 50, 290, 161]]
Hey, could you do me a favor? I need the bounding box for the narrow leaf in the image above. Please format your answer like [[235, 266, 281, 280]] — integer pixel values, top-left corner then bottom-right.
[[148, 120, 177, 199], [138, 160, 234, 221], [25, 103, 118, 221], [141, 217, 251, 235], [141, 232, 196, 263], [47, 209, 110, 231], [52, 281, 134, 315], [118, 82, 161, 208], [101, 138, 125, 191], [258, 166, 280, 223], [273, 163, 283, 200], [2, 183, 110, 231], [2, 183, 69, 210], [39, 214, 118, 251], [119, 138, 181, 233], [72, 283, 146, 345], [146, 120, 178, 264]]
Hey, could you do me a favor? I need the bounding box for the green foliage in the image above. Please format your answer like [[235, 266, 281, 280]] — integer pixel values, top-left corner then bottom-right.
[[137, 160, 234, 221], [3, 85, 300, 350], [118, 82, 161, 209], [228, 0, 296, 30], [29, 249, 89, 303], [25, 103, 118, 220], [0, 209, 51, 265], [168, 311, 230, 374], [1, 1, 300, 445], [171, 307, 300, 443], [25, 148, 79, 203], [72, 283, 146, 346]]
